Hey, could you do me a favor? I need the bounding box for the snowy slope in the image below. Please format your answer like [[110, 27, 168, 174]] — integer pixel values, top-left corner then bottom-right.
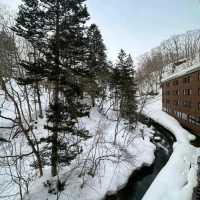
[[0, 81, 50, 200], [24, 108, 156, 200], [0, 80, 157, 200]]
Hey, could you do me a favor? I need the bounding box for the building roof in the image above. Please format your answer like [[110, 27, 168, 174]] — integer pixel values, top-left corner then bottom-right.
[[161, 63, 200, 83]]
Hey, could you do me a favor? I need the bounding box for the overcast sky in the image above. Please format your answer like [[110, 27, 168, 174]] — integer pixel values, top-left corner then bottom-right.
[[1, 0, 200, 61]]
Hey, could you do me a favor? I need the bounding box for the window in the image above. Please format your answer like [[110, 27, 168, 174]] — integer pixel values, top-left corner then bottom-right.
[[183, 101, 192, 108], [173, 80, 179, 86], [188, 115, 191, 123], [179, 112, 182, 119], [188, 115, 200, 126], [183, 89, 192, 95], [183, 76, 191, 84], [182, 113, 188, 121], [198, 72, 200, 80], [198, 102, 200, 110], [197, 117, 200, 126], [176, 90, 179, 96], [198, 88, 200, 96], [177, 111, 182, 119], [174, 100, 178, 106], [163, 91, 165, 96], [166, 82, 170, 87], [166, 99, 170, 104], [172, 90, 179, 95]]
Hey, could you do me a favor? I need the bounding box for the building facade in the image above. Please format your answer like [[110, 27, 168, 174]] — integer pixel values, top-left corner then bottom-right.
[[162, 66, 200, 135]]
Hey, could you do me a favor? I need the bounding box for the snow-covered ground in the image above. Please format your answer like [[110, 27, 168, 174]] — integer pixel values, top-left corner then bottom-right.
[[142, 94, 199, 200], [24, 108, 156, 200], [0, 81, 50, 200], [0, 80, 157, 200]]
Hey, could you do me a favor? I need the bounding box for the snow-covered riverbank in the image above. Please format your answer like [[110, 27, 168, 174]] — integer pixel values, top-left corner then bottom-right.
[[142, 94, 199, 200], [23, 107, 156, 200], [0, 81, 157, 200]]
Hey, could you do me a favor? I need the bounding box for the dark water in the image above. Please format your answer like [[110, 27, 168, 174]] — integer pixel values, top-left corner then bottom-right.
[[184, 127, 200, 148], [191, 135, 200, 147], [105, 117, 175, 200]]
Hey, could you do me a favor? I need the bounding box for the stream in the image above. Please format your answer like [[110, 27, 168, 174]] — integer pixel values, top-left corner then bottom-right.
[[105, 116, 176, 200]]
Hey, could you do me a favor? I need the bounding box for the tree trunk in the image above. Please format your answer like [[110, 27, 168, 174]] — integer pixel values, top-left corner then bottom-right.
[[36, 81, 43, 118], [51, 0, 60, 177], [51, 129, 58, 177], [92, 95, 95, 107]]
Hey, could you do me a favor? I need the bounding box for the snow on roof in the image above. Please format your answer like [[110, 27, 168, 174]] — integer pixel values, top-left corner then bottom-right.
[[162, 63, 200, 83]]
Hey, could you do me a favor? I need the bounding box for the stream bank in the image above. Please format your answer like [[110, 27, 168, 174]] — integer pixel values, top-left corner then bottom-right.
[[105, 116, 176, 200]]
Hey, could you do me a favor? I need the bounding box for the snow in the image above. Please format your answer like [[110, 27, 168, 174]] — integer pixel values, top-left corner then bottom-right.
[[143, 94, 194, 143], [24, 107, 156, 200], [142, 94, 200, 200], [162, 62, 200, 83], [0, 80, 157, 200], [1, 76, 200, 200]]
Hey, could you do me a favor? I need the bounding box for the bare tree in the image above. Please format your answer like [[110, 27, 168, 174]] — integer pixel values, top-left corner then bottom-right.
[[0, 78, 43, 176]]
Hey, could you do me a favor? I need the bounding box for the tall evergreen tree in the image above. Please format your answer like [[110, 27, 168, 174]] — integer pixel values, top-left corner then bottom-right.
[[85, 23, 107, 107], [115, 49, 138, 126], [122, 54, 137, 125], [13, 0, 91, 176]]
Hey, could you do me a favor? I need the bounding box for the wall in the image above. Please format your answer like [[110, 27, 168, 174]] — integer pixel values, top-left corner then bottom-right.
[[162, 70, 200, 135]]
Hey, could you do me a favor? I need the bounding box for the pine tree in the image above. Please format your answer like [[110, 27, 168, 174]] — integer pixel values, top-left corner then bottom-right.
[[122, 54, 137, 125], [115, 49, 138, 126], [13, 0, 91, 177], [113, 49, 127, 110], [85, 24, 107, 107]]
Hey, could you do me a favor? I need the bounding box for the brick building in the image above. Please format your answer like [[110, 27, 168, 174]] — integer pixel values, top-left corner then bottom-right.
[[162, 66, 200, 135]]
